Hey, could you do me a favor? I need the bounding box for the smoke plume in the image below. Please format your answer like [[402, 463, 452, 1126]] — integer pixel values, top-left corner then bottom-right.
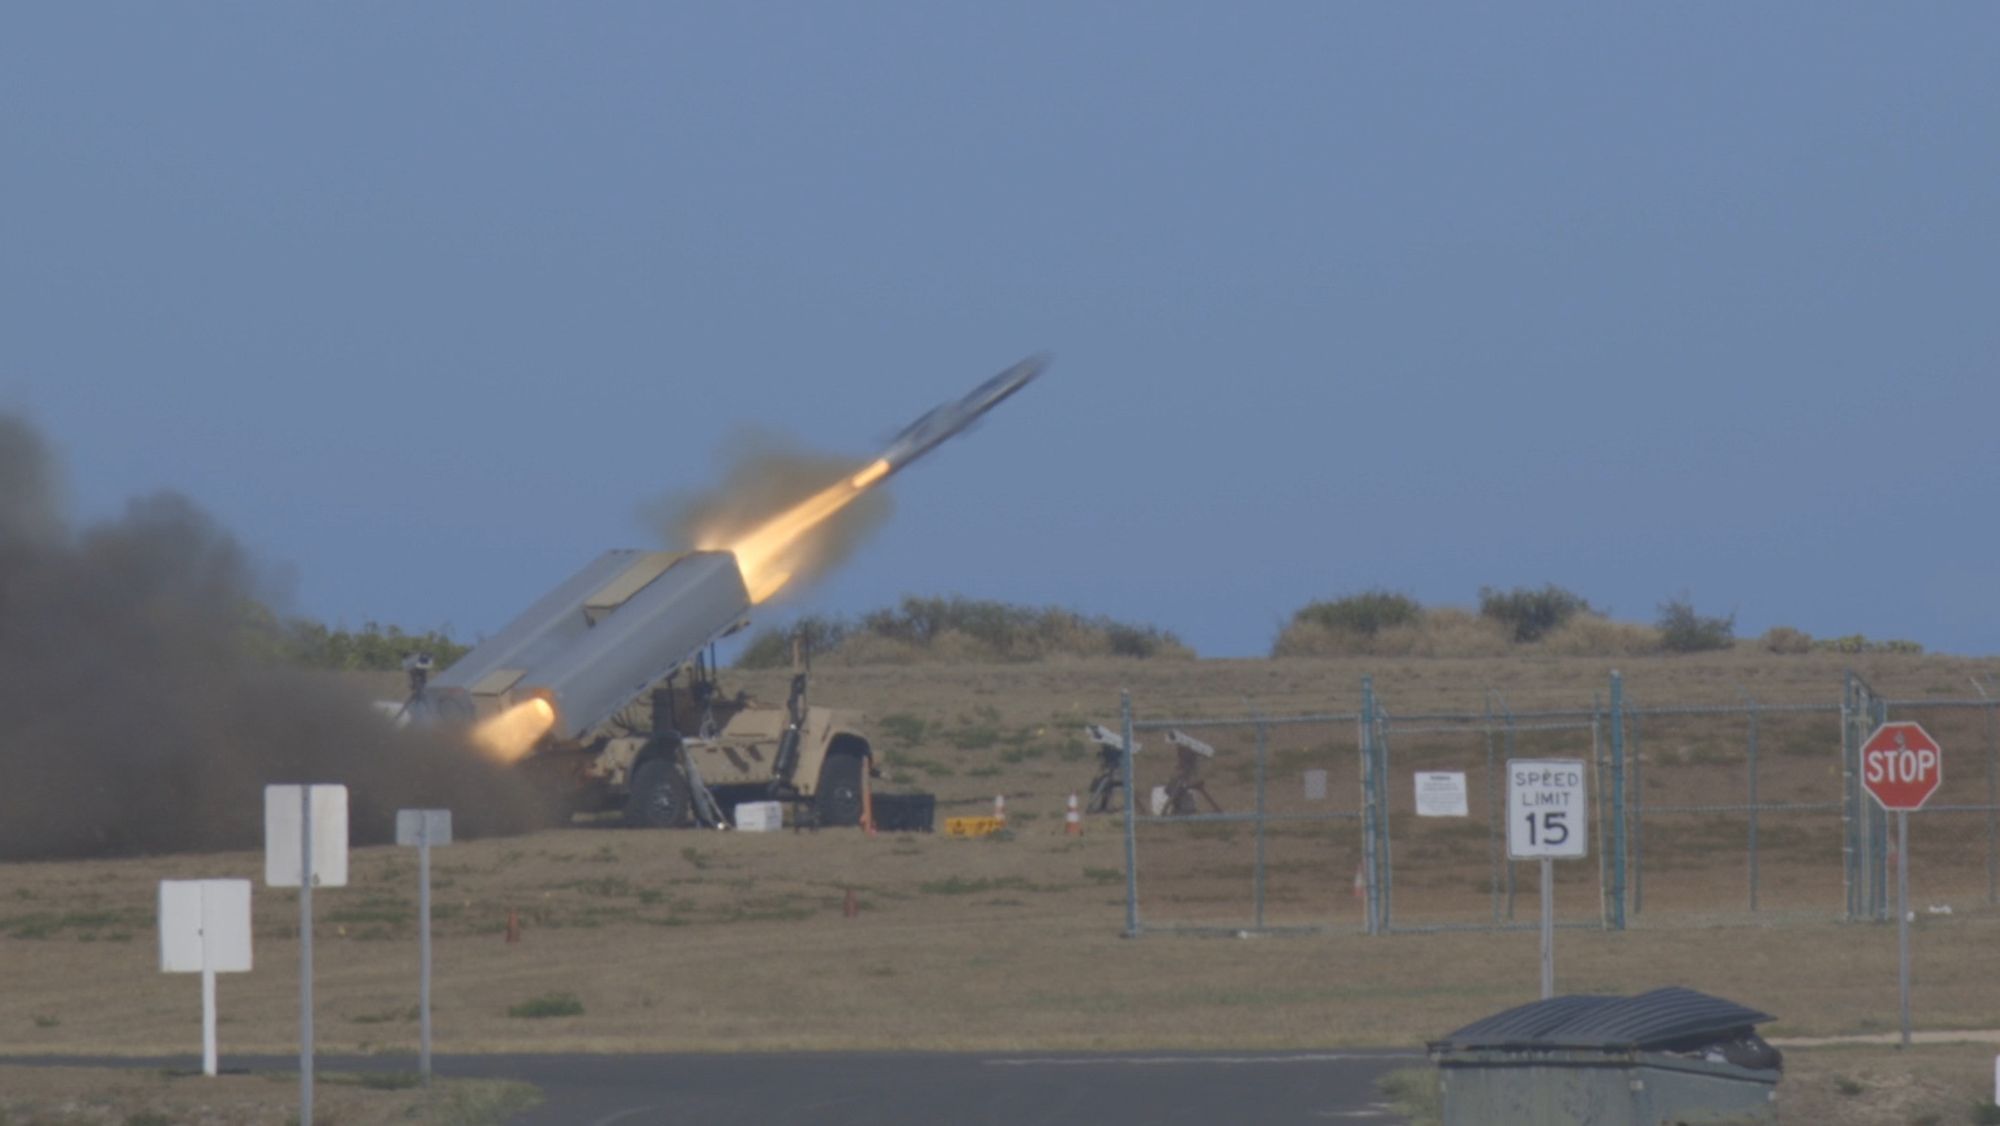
[[653, 429, 893, 597], [0, 415, 553, 860]]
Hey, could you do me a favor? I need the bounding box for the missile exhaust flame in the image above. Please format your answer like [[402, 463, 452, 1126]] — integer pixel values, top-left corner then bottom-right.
[[687, 354, 1048, 605], [471, 697, 557, 764], [706, 459, 889, 604]]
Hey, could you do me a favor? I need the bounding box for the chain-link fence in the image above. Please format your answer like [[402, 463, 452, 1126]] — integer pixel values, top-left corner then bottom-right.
[[1114, 672, 2000, 936]]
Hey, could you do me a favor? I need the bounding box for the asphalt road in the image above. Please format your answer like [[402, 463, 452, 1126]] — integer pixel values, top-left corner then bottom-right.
[[9, 1050, 1422, 1124]]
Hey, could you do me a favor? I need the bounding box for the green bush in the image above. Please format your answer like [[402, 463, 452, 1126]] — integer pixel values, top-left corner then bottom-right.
[[240, 603, 472, 672], [735, 597, 1191, 666], [1810, 634, 1923, 656], [735, 613, 852, 669], [1657, 596, 1735, 653], [1287, 590, 1422, 638], [507, 992, 584, 1019], [1479, 584, 1593, 643]]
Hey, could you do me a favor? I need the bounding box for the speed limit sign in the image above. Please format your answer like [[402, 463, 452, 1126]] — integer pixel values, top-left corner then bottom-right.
[[1508, 759, 1588, 860]]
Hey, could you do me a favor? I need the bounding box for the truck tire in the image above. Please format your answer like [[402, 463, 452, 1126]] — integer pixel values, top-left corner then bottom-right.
[[815, 752, 865, 827], [626, 756, 693, 828]]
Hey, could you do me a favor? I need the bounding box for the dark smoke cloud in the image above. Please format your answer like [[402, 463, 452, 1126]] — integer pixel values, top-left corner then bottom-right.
[[650, 429, 893, 596], [0, 414, 553, 860]]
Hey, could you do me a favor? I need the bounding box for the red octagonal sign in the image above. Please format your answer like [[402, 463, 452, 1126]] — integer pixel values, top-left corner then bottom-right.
[[1861, 721, 1943, 812]]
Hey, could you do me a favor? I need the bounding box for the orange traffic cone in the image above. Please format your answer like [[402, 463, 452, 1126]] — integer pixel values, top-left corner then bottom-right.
[[1065, 793, 1082, 836], [994, 794, 1007, 827], [505, 909, 521, 944]]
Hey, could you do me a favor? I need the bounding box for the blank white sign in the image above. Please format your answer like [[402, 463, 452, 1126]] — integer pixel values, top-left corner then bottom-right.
[[264, 784, 350, 888], [159, 879, 252, 973], [395, 808, 453, 847]]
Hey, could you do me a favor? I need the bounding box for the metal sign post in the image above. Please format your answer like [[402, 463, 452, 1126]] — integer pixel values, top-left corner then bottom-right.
[[1507, 759, 1588, 1000], [1860, 721, 1942, 1049], [265, 785, 349, 1126], [397, 809, 453, 1086]]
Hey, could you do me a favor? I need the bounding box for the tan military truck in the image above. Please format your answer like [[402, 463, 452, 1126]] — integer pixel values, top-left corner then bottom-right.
[[415, 549, 881, 829], [546, 661, 877, 828]]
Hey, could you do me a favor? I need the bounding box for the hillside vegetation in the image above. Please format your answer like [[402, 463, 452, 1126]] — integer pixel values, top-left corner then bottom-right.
[[1271, 585, 1924, 660], [735, 595, 1194, 668], [243, 605, 471, 671]]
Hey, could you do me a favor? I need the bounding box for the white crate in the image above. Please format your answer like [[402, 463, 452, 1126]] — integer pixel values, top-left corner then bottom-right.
[[734, 801, 784, 832]]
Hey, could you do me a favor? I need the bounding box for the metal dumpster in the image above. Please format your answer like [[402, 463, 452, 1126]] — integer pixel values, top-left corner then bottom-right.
[[1428, 986, 1782, 1125]]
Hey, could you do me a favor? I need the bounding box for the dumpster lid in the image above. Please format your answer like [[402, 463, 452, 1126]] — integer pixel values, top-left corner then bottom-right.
[[1431, 987, 1774, 1052]]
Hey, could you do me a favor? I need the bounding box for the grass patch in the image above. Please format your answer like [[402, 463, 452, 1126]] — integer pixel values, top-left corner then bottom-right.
[[879, 713, 927, 746], [566, 876, 635, 898], [919, 875, 1035, 896], [507, 992, 584, 1019], [322, 1070, 423, 1090], [1377, 1066, 1441, 1126], [427, 1079, 542, 1126], [326, 903, 411, 928], [952, 724, 1002, 751]]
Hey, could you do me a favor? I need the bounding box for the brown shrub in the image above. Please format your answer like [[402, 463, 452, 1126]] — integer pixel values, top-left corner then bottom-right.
[[1272, 608, 1511, 658], [1762, 626, 1813, 655], [1535, 616, 1663, 657]]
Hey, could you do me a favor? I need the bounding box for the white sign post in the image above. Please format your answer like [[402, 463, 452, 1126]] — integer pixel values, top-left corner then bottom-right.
[[158, 879, 252, 1077], [1507, 759, 1587, 1000], [396, 809, 452, 1086], [265, 784, 348, 1126]]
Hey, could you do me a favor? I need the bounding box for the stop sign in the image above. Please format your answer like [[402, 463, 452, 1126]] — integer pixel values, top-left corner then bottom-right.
[[1861, 721, 1943, 811]]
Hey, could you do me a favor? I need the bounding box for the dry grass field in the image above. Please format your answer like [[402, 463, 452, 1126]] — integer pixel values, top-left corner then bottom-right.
[[4, 651, 2000, 1123]]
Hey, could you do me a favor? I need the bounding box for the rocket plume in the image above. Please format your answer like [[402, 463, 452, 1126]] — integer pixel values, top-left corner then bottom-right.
[[709, 459, 892, 603], [471, 697, 559, 764], [664, 354, 1047, 603]]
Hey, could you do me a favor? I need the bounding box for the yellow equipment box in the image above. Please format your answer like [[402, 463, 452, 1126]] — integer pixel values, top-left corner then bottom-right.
[[944, 816, 1006, 838]]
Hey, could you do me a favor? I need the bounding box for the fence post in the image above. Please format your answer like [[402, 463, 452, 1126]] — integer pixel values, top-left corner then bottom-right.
[[1360, 676, 1380, 935], [1974, 678, 1997, 908], [1593, 695, 1608, 927], [1842, 670, 1859, 921], [1872, 693, 1889, 920], [1745, 692, 1760, 914], [1253, 718, 1268, 932], [1503, 698, 1518, 921], [1120, 690, 1140, 938], [1988, 701, 1998, 908], [1609, 672, 1626, 930], [1375, 699, 1393, 932], [1485, 692, 1502, 926], [1630, 703, 1644, 917]]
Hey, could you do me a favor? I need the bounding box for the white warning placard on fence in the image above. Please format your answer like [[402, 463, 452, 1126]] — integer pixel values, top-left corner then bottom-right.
[[1414, 772, 1468, 817], [1507, 758, 1587, 860]]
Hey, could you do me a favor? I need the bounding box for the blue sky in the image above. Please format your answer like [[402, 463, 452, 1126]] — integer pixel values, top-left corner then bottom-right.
[[4, 5, 1996, 657]]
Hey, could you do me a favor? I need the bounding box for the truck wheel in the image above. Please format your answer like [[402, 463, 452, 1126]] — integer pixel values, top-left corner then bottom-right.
[[815, 752, 865, 827], [627, 757, 692, 828]]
